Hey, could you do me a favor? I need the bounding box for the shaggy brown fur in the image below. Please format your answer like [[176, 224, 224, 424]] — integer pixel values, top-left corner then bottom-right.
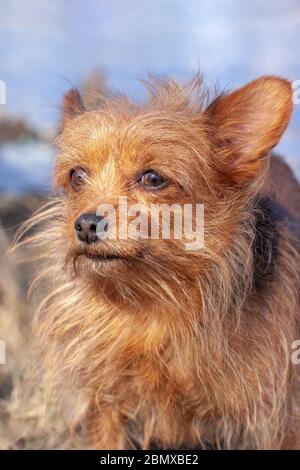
[[13, 74, 300, 449]]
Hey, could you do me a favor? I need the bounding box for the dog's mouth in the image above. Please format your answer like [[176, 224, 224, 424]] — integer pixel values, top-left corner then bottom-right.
[[80, 249, 144, 265], [66, 245, 145, 274], [84, 252, 131, 262]]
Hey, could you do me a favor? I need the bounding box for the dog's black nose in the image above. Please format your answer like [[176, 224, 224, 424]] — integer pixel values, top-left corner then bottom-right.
[[75, 213, 106, 244]]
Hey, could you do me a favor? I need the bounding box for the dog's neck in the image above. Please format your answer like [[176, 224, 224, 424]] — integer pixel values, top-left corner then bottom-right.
[[252, 195, 299, 292]]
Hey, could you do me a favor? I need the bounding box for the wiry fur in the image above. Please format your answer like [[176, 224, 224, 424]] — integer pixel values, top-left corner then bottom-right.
[[12, 75, 300, 449]]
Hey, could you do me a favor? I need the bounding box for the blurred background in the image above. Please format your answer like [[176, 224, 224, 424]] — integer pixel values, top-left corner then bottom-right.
[[0, 0, 299, 193], [0, 0, 299, 449]]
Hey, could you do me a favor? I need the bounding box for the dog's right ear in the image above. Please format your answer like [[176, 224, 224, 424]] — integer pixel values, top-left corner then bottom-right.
[[60, 89, 85, 130], [204, 76, 293, 184]]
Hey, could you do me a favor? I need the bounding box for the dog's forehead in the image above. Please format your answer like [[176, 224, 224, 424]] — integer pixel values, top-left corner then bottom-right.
[[63, 110, 197, 166], [58, 108, 210, 187]]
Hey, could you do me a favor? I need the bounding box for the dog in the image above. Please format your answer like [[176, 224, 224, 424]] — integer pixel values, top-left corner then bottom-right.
[[16, 74, 300, 449]]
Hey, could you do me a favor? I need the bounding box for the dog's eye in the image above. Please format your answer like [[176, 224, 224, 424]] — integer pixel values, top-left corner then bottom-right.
[[69, 167, 88, 190], [139, 170, 167, 190]]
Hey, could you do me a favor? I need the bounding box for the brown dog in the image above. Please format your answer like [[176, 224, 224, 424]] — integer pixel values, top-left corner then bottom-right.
[[17, 74, 300, 449]]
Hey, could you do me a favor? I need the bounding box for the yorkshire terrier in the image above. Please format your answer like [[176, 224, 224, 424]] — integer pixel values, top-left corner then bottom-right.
[[16, 74, 300, 449]]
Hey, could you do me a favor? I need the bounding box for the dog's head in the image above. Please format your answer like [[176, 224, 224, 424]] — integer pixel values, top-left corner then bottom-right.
[[55, 76, 292, 306]]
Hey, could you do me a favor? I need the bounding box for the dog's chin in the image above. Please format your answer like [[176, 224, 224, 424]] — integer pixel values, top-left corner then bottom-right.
[[68, 248, 142, 278], [65, 248, 148, 306]]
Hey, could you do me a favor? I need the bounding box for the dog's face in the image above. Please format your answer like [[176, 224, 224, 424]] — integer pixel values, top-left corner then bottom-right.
[[54, 77, 292, 305]]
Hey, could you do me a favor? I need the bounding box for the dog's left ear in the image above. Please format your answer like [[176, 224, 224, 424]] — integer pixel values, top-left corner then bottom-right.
[[205, 76, 293, 184], [60, 88, 85, 129]]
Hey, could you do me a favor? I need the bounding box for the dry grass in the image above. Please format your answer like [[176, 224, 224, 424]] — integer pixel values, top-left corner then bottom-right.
[[0, 195, 84, 449], [0, 75, 109, 449]]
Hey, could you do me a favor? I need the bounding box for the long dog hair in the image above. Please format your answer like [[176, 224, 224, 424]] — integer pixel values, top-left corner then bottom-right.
[[12, 74, 300, 449]]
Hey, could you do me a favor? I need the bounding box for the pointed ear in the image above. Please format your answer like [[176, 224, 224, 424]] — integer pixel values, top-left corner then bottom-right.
[[205, 76, 293, 184], [61, 88, 85, 129]]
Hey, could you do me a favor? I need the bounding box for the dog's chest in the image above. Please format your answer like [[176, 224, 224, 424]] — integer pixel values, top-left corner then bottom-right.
[[114, 349, 212, 441]]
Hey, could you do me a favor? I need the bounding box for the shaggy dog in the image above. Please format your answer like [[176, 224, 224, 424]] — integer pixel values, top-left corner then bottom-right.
[[15, 74, 300, 449]]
